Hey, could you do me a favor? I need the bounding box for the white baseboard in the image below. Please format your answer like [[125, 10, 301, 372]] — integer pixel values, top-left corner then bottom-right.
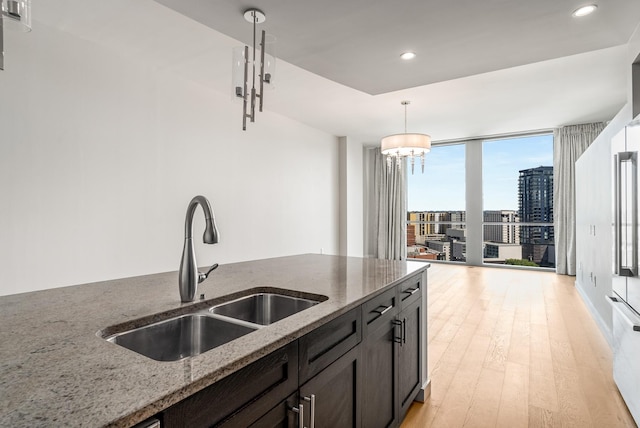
[[575, 279, 613, 348], [415, 379, 431, 402]]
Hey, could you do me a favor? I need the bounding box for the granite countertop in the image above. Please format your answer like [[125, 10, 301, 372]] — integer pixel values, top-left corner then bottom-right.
[[0, 254, 428, 427]]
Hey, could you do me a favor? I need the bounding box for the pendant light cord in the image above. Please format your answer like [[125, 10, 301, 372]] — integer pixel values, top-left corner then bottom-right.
[[401, 100, 410, 133], [404, 103, 407, 133]]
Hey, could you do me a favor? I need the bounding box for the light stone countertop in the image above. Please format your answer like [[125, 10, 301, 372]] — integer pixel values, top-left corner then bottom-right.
[[0, 254, 429, 427]]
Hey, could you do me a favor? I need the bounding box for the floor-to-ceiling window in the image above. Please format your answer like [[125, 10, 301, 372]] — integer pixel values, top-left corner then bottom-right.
[[407, 143, 466, 262], [482, 134, 554, 268], [407, 132, 555, 269]]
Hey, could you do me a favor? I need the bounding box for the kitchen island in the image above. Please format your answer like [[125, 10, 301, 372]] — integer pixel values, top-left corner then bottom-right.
[[0, 254, 429, 427]]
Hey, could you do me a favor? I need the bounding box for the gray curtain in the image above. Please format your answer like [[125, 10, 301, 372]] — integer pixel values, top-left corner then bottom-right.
[[554, 122, 606, 275], [372, 150, 407, 260]]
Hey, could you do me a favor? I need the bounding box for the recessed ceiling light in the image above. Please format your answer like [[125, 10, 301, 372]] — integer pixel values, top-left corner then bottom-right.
[[572, 4, 597, 17], [400, 52, 416, 60]]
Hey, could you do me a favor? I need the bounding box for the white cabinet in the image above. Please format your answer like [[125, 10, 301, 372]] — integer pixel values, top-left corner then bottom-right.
[[575, 127, 614, 335]]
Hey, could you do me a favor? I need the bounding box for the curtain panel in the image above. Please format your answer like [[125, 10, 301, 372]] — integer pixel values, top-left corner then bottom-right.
[[372, 150, 407, 260], [554, 122, 606, 275]]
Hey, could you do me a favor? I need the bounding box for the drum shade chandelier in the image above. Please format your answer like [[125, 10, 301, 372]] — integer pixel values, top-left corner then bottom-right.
[[232, 8, 276, 130], [1, 0, 31, 70], [381, 101, 431, 174]]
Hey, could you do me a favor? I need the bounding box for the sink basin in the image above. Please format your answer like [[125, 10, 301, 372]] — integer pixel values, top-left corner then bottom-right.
[[103, 289, 326, 361], [210, 293, 320, 326], [105, 314, 257, 362]]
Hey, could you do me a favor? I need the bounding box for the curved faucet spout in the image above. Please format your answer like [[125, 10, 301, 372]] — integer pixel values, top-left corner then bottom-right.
[[179, 195, 220, 302], [183, 195, 219, 243]]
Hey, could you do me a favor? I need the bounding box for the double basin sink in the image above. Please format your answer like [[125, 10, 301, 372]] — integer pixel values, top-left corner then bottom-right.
[[103, 291, 326, 362]]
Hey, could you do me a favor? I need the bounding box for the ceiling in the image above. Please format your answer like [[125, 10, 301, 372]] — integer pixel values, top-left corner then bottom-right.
[[31, 0, 640, 143], [154, 0, 640, 95]]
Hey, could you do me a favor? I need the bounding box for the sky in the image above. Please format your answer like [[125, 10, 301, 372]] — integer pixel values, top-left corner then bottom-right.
[[407, 134, 554, 212]]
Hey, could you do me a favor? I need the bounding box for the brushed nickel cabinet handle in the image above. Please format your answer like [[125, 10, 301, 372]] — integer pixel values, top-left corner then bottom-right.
[[392, 319, 403, 345], [373, 304, 393, 316], [403, 318, 407, 344], [292, 403, 305, 428], [304, 395, 316, 428], [615, 151, 638, 277], [402, 287, 419, 295]]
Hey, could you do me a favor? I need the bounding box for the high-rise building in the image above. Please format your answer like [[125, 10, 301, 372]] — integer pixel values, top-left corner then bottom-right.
[[483, 210, 520, 244], [449, 211, 466, 231], [518, 166, 554, 265]]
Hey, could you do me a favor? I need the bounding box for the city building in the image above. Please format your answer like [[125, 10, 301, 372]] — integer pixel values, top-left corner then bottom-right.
[[518, 166, 554, 266], [483, 242, 523, 262], [425, 240, 450, 261], [446, 228, 467, 261], [407, 223, 416, 246], [483, 210, 520, 244], [407, 246, 442, 260]]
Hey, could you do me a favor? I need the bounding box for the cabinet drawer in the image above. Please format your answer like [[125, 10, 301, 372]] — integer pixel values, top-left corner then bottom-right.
[[246, 393, 298, 428], [362, 287, 398, 334], [298, 307, 362, 384], [398, 274, 422, 309], [163, 341, 298, 428]]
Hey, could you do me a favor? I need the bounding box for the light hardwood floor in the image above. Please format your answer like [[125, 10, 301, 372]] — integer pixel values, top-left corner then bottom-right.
[[401, 263, 637, 428]]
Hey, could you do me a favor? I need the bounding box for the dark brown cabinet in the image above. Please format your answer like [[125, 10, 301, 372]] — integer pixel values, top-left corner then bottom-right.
[[160, 275, 423, 428], [361, 287, 399, 428], [163, 342, 298, 428], [398, 297, 422, 417], [298, 307, 361, 384], [298, 345, 361, 427], [361, 274, 423, 428], [247, 394, 298, 428]]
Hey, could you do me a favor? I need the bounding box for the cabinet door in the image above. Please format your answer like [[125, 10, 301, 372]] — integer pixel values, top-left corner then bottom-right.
[[361, 287, 399, 428], [298, 345, 361, 428], [362, 318, 399, 428], [398, 298, 421, 417]]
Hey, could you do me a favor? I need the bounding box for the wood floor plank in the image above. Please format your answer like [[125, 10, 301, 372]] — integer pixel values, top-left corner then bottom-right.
[[483, 309, 514, 373], [507, 311, 530, 366], [554, 368, 592, 428], [462, 367, 505, 428], [528, 405, 560, 428], [403, 401, 440, 428], [430, 333, 491, 428], [496, 362, 529, 428]]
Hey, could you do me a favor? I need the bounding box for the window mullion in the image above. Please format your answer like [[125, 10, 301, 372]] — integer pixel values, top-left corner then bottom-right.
[[466, 142, 483, 265]]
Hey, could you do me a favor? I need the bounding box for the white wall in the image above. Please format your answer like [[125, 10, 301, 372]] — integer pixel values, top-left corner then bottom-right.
[[0, 21, 340, 296], [363, 148, 378, 258], [338, 137, 364, 257]]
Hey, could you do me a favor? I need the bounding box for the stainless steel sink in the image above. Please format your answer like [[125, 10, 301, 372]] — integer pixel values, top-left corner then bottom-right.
[[209, 293, 320, 325], [103, 290, 326, 362], [105, 314, 256, 362]]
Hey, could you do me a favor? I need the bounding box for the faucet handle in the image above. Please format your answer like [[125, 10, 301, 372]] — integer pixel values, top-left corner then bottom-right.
[[198, 263, 219, 283]]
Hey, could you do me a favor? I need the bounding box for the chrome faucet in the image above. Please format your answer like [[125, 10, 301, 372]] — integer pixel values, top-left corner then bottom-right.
[[179, 195, 220, 302]]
